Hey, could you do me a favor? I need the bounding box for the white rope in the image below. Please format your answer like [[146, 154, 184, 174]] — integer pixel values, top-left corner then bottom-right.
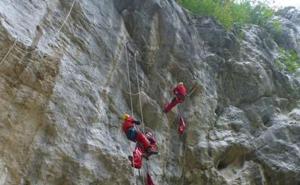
[[134, 51, 149, 185], [124, 46, 147, 185], [180, 135, 187, 185], [0, 39, 17, 65], [134, 52, 143, 185], [144, 161, 150, 185], [55, 0, 77, 38], [124, 91, 144, 96], [1, 0, 77, 68], [125, 42, 140, 185], [134, 51, 145, 132], [178, 98, 191, 185], [125, 43, 134, 115]]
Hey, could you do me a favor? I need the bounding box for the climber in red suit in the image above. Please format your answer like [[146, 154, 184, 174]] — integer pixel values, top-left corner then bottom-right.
[[122, 114, 158, 156], [128, 130, 158, 169], [128, 147, 143, 169], [163, 82, 188, 113]]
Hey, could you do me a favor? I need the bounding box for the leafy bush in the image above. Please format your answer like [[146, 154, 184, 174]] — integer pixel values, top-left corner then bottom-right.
[[276, 48, 300, 72], [271, 19, 282, 34], [249, 2, 274, 25], [178, 0, 277, 30]]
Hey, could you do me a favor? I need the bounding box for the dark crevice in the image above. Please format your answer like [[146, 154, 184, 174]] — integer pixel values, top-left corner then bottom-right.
[[217, 161, 227, 170], [262, 115, 272, 127], [215, 146, 249, 171], [214, 105, 223, 116]]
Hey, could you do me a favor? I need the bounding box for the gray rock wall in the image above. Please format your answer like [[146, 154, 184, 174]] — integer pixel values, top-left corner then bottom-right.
[[0, 0, 299, 185]]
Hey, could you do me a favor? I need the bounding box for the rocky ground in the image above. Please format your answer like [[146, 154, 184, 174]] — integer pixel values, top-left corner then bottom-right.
[[0, 0, 299, 185]]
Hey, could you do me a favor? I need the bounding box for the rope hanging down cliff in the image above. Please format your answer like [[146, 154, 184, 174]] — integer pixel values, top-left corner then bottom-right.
[[134, 50, 151, 185], [125, 42, 134, 116], [0, 0, 77, 67], [125, 42, 142, 185], [55, 0, 77, 37], [134, 51, 145, 132], [0, 39, 17, 65], [124, 42, 157, 185]]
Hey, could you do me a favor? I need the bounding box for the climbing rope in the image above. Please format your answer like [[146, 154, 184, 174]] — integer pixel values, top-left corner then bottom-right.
[[55, 0, 77, 38], [134, 51, 145, 132], [166, 85, 196, 185], [180, 131, 188, 185], [125, 42, 134, 116], [175, 106, 187, 185], [0, 0, 77, 68], [0, 39, 17, 65], [124, 91, 143, 96], [177, 82, 204, 185], [125, 42, 151, 185], [134, 49, 147, 185], [0, 1, 79, 181], [125, 42, 145, 185], [125, 42, 136, 185]]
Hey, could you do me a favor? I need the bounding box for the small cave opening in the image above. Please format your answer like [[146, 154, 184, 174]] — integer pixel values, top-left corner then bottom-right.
[[215, 106, 223, 116], [217, 160, 228, 170], [215, 146, 248, 171], [262, 115, 272, 127]]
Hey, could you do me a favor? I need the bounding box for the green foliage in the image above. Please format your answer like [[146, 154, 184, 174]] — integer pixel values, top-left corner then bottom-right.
[[178, 0, 214, 16], [276, 48, 300, 73], [214, 2, 234, 29], [230, 0, 252, 25], [178, 0, 277, 30], [249, 2, 274, 25], [272, 19, 282, 34]]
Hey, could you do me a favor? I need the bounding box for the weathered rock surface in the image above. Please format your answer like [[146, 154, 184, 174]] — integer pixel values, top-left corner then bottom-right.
[[271, 7, 300, 55], [0, 0, 299, 185]]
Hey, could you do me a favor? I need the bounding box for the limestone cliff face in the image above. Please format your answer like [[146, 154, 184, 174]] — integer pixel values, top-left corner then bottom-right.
[[0, 0, 299, 185]]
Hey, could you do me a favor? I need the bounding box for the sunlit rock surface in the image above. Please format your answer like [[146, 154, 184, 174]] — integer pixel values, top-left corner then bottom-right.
[[0, 0, 299, 184]]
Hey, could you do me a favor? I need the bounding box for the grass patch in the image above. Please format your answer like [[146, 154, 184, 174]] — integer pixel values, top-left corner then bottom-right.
[[276, 48, 300, 72], [177, 0, 277, 30]]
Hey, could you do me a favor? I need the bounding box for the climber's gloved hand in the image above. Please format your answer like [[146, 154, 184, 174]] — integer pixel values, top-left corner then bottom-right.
[[133, 120, 141, 125]]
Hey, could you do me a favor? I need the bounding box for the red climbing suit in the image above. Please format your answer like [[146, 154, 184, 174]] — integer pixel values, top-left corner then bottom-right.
[[146, 172, 155, 185], [129, 147, 143, 169], [173, 82, 188, 97], [164, 83, 188, 113], [122, 115, 151, 150], [128, 130, 158, 169], [129, 151, 156, 184]]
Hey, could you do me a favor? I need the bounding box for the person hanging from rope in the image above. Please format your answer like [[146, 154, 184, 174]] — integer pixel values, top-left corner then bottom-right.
[[122, 114, 158, 156], [163, 82, 188, 113]]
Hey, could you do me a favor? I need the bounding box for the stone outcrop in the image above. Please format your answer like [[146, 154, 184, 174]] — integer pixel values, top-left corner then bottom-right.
[[0, 0, 299, 185]]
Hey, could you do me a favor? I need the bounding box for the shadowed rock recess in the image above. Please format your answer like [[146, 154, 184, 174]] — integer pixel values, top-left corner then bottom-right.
[[0, 0, 299, 185]]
